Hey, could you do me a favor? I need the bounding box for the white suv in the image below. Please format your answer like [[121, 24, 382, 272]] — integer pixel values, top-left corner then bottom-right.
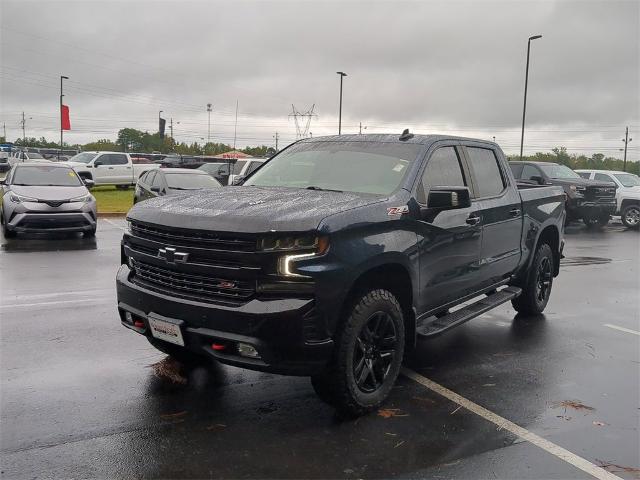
[[576, 169, 640, 228]]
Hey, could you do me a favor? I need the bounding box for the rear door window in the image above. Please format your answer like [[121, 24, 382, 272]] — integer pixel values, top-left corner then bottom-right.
[[466, 147, 506, 197], [521, 164, 542, 181], [577, 172, 592, 179]]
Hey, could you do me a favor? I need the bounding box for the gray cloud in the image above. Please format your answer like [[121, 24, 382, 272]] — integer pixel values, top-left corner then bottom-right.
[[1, 0, 638, 157]]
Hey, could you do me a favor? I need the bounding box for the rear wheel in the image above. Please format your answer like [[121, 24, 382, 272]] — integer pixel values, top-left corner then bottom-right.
[[512, 243, 554, 315], [621, 204, 640, 229], [310, 289, 404, 417]]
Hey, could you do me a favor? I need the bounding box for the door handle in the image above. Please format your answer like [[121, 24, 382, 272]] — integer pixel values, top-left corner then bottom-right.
[[108, 167, 114, 170], [510, 208, 521, 217], [466, 214, 481, 225]]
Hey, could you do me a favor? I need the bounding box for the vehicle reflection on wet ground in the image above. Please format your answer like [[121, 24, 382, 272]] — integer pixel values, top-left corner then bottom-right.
[[1, 218, 638, 479]]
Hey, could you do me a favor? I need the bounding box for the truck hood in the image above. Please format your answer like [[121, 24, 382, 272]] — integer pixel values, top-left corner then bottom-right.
[[127, 186, 383, 233], [550, 177, 616, 188]]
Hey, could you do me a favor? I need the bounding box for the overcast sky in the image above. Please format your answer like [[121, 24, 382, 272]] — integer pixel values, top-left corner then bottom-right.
[[1, 0, 638, 157]]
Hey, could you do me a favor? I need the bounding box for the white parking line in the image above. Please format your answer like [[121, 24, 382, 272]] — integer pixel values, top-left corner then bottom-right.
[[102, 218, 126, 231], [3, 289, 112, 301], [401, 367, 621, 480], [603, 324, 640, 336], [0, 299, 95, 309]]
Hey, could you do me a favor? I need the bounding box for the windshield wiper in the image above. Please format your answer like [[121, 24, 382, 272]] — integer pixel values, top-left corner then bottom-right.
[[305, 186, 343, 192]]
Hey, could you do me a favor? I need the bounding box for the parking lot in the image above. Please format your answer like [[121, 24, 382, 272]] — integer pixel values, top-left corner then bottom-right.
[[0, 218, 638, 479]]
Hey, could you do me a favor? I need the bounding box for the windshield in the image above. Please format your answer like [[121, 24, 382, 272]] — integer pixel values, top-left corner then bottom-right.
[[199, 163, 227, 173], [26, 152, 44, 159], [12, 165, 83, 186], [613, 173, 640, 187], [166, 173, 222, 189], [69, 152, 98, 164], [245, 141, 422, 195], [539, 164, 580, 179]]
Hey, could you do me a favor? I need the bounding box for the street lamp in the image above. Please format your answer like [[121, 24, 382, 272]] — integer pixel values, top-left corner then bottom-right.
[[336, 71, 347, 135], [519, 34, 542, 160], [60, 75, 68, 159], [207, 103, 212, 143]]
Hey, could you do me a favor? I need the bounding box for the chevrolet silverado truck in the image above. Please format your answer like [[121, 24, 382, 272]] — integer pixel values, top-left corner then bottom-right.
[[66, 151, 159, 188], [117, 133, 565, 416], [510, 161, 616, 227]]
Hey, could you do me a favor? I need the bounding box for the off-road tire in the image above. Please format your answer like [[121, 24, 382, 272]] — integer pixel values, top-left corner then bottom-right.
[[310, 289, 405, 417], [147, 337, 208, 367], [512, 243, 554, 315], [621, 204, 640, 229]]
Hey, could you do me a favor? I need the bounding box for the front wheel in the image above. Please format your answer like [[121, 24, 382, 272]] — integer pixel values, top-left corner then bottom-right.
[[621, 204, 640, 229], [511, 243, 554, 315], [311, 289, 405, 417]]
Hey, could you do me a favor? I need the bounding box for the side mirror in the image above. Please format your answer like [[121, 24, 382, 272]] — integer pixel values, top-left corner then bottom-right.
[[83, 178, 95, 188], [232, 175, 245, 186], [151, 186, 161, 193], [427, 187, 471, 210], [94, 160, 103, 167], [530, 175, 545, 185]]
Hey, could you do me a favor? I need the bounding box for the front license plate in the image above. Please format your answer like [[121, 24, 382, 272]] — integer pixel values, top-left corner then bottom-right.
[[148, 317, 185, 346]]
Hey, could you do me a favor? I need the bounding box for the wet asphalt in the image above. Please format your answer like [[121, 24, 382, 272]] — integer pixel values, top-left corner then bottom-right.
[[0, 219, 638, 479]]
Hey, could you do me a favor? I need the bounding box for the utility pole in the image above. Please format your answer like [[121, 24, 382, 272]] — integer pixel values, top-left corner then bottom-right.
[[336, 71, 347, 135], [359, 122, 362, 134], [622, 126, 633, 172], [274, 132, 279, 152], [233, 100, 238, 150], [60, 75, 68, 159], [21, 112, 26, 144], [207, 103, 212, 143], [2, 122, 5, 141], [519, 34, 542, 160], [169, 118, 174, 141]]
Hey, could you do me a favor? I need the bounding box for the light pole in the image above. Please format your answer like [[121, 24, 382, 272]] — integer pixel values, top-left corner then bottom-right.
[[336, 71, 347, 135], [622, 126, 633, 172], [519, 35, 542, 160], [60, 75, 68, 159], [207, 103, 212, 144]]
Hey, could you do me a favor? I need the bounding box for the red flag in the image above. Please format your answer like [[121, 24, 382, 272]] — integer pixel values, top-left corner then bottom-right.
[[61, 104, 71, 130]]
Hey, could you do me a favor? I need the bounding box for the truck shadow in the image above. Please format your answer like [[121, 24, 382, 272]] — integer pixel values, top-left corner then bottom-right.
[[1, 232, 97, 252]]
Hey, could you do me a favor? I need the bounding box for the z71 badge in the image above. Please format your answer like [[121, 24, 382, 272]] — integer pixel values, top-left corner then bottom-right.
[[387, 205, 409, 216]]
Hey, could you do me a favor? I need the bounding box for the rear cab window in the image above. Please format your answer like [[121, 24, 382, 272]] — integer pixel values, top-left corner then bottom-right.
[[466, 147, 506, 198]]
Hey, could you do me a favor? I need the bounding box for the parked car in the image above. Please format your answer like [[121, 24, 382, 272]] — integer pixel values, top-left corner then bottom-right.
[[8, 151, 51, 166], [1, 163, 97, 237], [227, 158, 266, 185], [197, 162, 232, 185], [575, 169, 640, 229], [510, 161, 616, 227], [117, 133, 565, 416], [65, 151, 159, 188], [133, 168, 222, 204], [153, 154, 203, 169]]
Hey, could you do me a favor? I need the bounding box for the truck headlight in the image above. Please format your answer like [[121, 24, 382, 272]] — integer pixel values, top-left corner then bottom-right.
[[268, 236, 329, 277], [258, 235, 323, 252], [9, 192, 38, 203]]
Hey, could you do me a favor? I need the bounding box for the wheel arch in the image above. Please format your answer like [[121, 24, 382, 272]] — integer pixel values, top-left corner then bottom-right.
[[535, 225, 560, 276], [339, 262, 416, 351]]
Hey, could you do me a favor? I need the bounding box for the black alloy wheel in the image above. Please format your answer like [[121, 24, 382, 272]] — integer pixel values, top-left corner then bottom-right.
[[353, 311, 398, 394]]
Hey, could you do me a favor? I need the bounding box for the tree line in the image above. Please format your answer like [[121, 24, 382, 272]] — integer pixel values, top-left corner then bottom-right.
[[1, 129, 637, 175]]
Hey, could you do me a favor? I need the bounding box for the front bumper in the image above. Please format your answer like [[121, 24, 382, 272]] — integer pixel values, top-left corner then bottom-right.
[[567, 198, 616, 218], [116, 265, 334, 376], [4, 200, 97, 233]]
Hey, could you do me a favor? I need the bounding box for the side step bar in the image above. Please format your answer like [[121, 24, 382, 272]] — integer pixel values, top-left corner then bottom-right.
[[416, 286, 522, 338]]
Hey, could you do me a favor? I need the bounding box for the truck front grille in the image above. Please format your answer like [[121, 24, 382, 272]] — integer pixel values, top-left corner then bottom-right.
[[130, 221, 256, 251], [130, 258, 255, 303], [585, 186, 616, 200]]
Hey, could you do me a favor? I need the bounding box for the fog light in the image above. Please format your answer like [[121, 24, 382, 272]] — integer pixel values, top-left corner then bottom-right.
[[212, 343, 227, 351], [237, 343, 260, 359], [133, 320, 145, 329]]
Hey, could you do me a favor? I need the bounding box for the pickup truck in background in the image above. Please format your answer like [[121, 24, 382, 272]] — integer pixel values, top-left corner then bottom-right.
[[510, 161, 616, 227], [66, 151, 159, 188], [117, 133, 565, 416], [575, 169, 640, 229]]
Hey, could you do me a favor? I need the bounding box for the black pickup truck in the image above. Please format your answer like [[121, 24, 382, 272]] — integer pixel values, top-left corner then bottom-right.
[[117, 133, 565, 416], [509, 161, 616, 227]]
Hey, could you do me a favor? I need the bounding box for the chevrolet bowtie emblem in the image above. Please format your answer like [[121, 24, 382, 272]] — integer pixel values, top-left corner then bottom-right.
[[158, 247, 189, 264]]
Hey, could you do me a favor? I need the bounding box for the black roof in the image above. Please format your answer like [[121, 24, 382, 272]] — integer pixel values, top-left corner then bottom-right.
[[299, 133, 498, 147], [509, 161, 560, 166]]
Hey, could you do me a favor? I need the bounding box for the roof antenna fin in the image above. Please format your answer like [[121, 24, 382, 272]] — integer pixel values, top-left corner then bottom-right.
[[399, 129, 413, 141]]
